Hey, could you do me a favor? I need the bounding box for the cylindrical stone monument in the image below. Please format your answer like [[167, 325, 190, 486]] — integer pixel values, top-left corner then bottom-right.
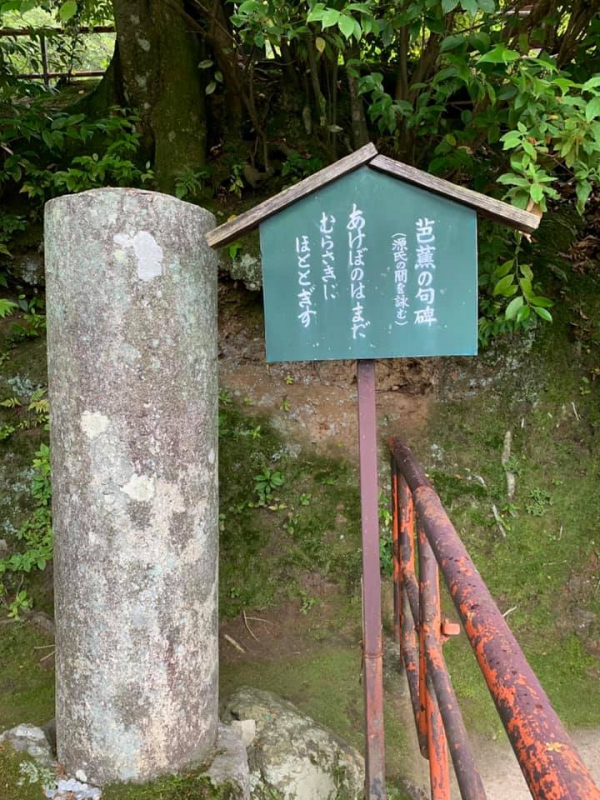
[[45, 189, 219, 785]]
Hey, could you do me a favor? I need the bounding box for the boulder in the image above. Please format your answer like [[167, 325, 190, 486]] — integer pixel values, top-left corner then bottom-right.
[[224, 252, 262, 291], [222, 688, 364, 800]]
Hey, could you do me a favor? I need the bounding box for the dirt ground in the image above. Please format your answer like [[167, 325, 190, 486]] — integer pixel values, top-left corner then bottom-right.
[[219, 593, 600, 800], [218, 282, 436, 459]]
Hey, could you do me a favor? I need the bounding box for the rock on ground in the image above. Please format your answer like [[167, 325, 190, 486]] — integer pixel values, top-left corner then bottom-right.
[[0, 723, 55, 768], [207, 724, 251, 800], [222, 687, 364, 800]]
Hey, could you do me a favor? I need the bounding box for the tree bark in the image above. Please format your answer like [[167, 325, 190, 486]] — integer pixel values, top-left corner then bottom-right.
[[112, 0, 207, 193], [347, 46, 369, 150]]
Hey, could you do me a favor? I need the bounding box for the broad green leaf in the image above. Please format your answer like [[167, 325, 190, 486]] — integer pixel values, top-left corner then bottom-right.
[[338, 15, 355, 39], [530, 296, 553, 308], [461, 0, 478, 14], [440, 34, 465, 52], [533, 306, 552, 322], [198, 60, 213, 69], [497, 173, 530, 187], [505, 296, 523, 320], [315, 36, 326, 53], [59, 0, 77, 21], [479, 45, 520, 64], [529, 184, 544, 204], [582, 76, 600, 92], [493, 259, 515, 278], [238, 0, 260, 12], [322, 9, 341, 27], [576, 180, 592, 213], [205, 81, 217, 95], [520, 263, 533, 281], [477, 0, 495, 11], [307, 8, 325, 22], [516, 304, 530, 323], [585, 96, 600, 122], [493, 274, 515, 296], [519, 277, 533, 299], [441, 0, 459, 12], [553, 78, 576, 93]]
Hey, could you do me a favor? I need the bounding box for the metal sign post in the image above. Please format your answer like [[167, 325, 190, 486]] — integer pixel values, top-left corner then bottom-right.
[[357, 359, 386, 798]]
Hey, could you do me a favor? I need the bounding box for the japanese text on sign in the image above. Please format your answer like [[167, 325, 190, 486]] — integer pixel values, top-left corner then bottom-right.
[[348, 203, 370, 340], [296, 234, 315, 328], [414, 218, 437, 327], [259, 166, 478, 362]]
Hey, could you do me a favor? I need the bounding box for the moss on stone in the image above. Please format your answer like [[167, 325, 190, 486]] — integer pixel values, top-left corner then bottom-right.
[[102, 772, 242, 800]]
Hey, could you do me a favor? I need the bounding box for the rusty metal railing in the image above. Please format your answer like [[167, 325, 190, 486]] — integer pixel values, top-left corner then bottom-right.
[[389, 436, 600, 800]]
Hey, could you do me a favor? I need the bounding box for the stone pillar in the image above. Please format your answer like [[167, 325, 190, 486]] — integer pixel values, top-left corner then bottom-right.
[[44, 188, 219, 785]]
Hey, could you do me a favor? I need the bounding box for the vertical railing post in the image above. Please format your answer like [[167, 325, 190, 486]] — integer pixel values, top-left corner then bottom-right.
[[398, 475, 428, 758], [419, 521, 451, 800], [391, 458, 401, 650], [39, 32, 49, 87]]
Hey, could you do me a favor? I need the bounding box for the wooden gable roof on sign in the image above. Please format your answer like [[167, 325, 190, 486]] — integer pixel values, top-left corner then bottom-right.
[[206, 143, 540, 249]]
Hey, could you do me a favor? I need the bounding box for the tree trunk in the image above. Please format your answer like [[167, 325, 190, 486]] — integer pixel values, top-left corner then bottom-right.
[[346, 46, 369, 150], [112, 0, 207, 193]]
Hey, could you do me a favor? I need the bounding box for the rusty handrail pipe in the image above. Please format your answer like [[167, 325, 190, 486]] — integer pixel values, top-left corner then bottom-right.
[[390, 436, 600, 800]]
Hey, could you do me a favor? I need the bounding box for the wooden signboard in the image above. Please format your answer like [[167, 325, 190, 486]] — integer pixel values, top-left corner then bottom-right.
[[259, 166, 478, 363], [206, 144, 540, 800]]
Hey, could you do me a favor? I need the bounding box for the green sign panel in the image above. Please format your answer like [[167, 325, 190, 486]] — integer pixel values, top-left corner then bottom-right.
[[259, 166, 478, 363]]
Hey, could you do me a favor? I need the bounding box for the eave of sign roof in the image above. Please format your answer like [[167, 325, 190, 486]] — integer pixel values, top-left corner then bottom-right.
[[205, 143, 540, 248]]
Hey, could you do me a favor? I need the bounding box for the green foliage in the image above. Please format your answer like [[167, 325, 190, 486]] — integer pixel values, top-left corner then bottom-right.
[[477, 222, 558, 345], [281, 149, 325, 183], [253, 467, 285, 506], [378, 492, 394, 577], [7, 295, 46, 341], [0, 105, 150, 271], [2, 1, 600, 341], [3, 109, 152, 200], [0, 213, 27, 259], [0, 386, 48, 443], [174, 167, 209, 200], [0, 443, 52, 618], [0, 298, 17, 317], [218, 397, 362, 616]]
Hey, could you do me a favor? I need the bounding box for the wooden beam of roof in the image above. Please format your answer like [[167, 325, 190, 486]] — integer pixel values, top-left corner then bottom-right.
[[206, 143, 541, 248], [369, 154, 540, 234], [206, 143, 378, 248]]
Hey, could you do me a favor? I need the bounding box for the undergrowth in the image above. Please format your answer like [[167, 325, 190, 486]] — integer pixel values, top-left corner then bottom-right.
[[218, 392, 362, 617]]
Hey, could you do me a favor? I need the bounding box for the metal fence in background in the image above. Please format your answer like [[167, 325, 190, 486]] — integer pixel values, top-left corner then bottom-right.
[[0, 25, 113, 86]]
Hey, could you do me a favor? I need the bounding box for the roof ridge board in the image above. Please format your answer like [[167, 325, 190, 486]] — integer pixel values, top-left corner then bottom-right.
[[205, 142, 378, 248], [206, 144, 541, 248], [369, 154, 540, 234]]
